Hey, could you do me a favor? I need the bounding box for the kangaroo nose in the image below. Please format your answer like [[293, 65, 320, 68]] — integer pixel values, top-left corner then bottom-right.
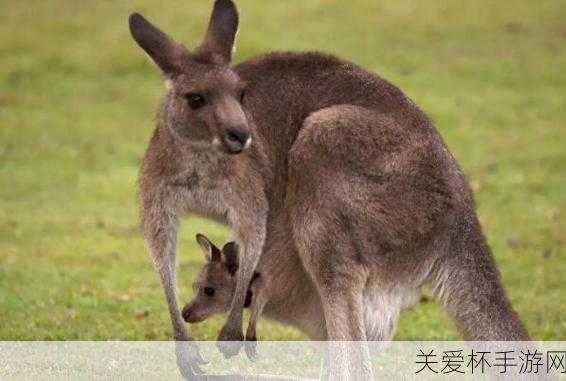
[[223, 129, 251, 154], [181, 305, 192, 322]]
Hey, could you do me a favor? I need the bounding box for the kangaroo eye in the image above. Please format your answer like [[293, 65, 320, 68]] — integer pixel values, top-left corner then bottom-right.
[[186, 93, 206, 110], [239, 89, 246, 103], [203, 287, 215, 297]]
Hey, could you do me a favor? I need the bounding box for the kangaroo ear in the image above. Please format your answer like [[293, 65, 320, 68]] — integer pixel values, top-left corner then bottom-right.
[[196, 234, 221, 262], [221, 242, 239, 275], [129, 13, 189, 75], [197, 0, 239, 64]]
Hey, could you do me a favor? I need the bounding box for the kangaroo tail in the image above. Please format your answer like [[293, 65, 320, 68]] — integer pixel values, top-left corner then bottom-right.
[[429, 212, 530, 341]]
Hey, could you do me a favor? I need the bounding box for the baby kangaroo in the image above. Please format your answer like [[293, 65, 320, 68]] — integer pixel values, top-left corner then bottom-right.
[[182, 235, 266, 352], [184, 233, 325, 362]]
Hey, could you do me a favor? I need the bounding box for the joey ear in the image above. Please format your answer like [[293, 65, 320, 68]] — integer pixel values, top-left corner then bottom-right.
[[129, 13, 189, 74], [221, 242, 239, 275], [196, 0, 239, 64], [196, 234, 221, 262]]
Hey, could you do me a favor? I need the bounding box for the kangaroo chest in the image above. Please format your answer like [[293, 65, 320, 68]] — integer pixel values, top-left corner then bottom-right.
[[169, 160, 234, 225]]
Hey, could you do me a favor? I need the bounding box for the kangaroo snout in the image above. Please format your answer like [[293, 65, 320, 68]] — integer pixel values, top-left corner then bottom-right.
[[223, 128, 251, 154], [182, 304, 204, 323]]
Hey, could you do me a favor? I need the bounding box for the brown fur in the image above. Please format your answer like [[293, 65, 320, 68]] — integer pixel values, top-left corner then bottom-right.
[[129, 1, 529, 378]]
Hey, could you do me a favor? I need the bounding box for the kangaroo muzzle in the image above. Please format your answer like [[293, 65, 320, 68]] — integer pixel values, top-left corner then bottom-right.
[[182, 304, 206, 323], [223, 128, 251, 154]]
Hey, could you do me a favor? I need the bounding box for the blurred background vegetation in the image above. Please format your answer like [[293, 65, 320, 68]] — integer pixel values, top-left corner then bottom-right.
[[0, 0, 564, 340]]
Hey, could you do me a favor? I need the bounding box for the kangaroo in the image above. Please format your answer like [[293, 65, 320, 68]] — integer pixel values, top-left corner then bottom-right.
[[183, 234, 325, 344], [128, 1, 529, 379]]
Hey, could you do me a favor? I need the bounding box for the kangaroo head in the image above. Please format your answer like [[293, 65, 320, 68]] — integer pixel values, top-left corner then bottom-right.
[[129, 0, 251, 154], [182, 234, 239, 323]]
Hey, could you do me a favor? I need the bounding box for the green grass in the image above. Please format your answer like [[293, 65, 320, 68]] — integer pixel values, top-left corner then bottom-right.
[[0, 0, 564, 341]]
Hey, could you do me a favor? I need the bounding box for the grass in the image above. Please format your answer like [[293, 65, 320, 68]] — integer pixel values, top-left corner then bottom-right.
[[0, 0, 564, 341]]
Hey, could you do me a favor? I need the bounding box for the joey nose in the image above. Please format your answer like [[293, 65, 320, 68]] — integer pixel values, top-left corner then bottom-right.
[[223, 129, 250, 154], [182, 304, 205, 323], [181, 305, 192, 322]]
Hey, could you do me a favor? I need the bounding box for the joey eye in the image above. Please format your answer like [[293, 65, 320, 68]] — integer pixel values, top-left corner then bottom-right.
[[203, 287, 215, 297], [239, 89, 246, 103], [186, 93, 206, 110]]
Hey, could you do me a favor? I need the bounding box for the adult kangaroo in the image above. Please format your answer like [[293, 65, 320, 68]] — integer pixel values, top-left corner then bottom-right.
[[128, 0, 529, 378]]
